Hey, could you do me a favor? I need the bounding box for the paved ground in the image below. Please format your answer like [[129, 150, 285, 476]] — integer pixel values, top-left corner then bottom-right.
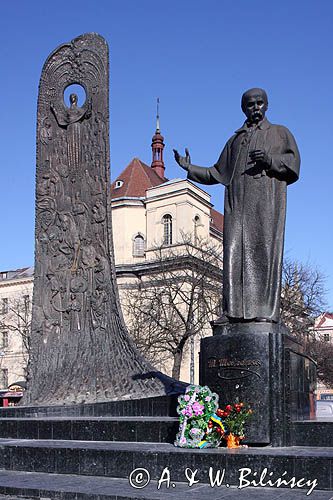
[[0, 471, 331, 499]]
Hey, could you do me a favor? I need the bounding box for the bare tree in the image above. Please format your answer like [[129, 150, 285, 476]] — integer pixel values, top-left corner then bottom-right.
[[280, 257, 327, 339], [0, 291, 32, 371], [122, 235, 223, 380], [307, 338, 333, 387], [124, 247, 330, 381], [280, 258, 333, 386]]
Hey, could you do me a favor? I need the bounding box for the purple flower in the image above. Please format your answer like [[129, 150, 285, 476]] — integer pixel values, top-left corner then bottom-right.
[[180, 437, 187, 445], [184, 404, 193, 417], [190, 428, 201, 435], [192, 401, 204, 416], [205, 396, 212, 402], [184, 395, 190, 401]]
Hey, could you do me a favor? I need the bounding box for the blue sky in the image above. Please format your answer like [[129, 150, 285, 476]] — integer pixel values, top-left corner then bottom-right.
[[1, 1, 333, 309]]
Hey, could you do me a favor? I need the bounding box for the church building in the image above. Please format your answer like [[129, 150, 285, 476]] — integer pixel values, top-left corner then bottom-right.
[[110, 112, 224, 382]]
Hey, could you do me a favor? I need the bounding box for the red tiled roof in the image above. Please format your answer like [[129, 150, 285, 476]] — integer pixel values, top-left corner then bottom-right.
[[316, 312, 333, 328], [111, 158, 167, 199], [210, 208, 224, 233]]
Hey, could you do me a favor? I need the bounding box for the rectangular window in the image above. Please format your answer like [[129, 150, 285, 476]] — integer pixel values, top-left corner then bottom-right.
[[324, 333, 330, 342], [0, 369, 8, 388], [1, 298, 8, 315], [1, 331, 8, 349]]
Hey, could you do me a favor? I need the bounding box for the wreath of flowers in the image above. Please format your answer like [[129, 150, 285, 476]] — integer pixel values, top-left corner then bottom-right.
[[174, 385, 224, 448]]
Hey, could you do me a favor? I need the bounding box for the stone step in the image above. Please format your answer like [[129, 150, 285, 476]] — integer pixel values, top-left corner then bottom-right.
[[0, 395, 178, 419], [1, 416, 332, 448], [0, 416, 178, 443], [290, 419, 333, 447], [0, 470, 331, 499], [2, 400, 333, 446], [0, 439, 331, 491]]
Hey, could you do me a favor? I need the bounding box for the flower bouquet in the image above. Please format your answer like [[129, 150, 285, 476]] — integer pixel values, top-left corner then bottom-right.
[[217, 402, 253, 448]]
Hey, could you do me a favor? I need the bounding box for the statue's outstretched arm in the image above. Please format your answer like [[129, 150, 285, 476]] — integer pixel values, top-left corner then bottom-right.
[[173, 148, 219, 185]]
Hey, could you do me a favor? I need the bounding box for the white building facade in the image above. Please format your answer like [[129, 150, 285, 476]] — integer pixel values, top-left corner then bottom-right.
[[0, 268, 33, 389]]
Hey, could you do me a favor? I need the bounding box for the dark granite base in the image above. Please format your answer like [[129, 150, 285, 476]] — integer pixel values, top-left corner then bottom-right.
[[199, 322, 316, 446], [1, 415, 332, 447], [0, 395, 178, 418], [0, 439, 331, 491], [290, 419, 333, 447], [0, 416, 178, 443], [0, 349, 330, 497]]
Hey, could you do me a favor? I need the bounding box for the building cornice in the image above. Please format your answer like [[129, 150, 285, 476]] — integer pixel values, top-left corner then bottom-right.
[[115, 251, 222, 282], [111, 198, 145, 208], [146, 186, 212, 210], [0, 277, 34, 289]]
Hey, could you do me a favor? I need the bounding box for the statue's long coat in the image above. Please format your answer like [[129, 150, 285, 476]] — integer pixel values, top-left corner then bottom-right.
[[187, 118, 300, 322]]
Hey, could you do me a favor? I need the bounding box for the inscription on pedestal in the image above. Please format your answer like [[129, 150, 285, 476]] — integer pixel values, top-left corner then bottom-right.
[[200, 328, 271, 443], [207, 358, 261, 368], [207, 357, 262, 381]]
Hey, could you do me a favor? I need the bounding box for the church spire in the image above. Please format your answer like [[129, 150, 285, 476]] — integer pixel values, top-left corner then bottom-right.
[[156, 97, 160, 132], [151, 97, 165, 179]]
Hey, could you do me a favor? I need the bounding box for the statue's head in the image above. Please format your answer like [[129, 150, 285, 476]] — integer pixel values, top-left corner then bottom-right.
[[241, 88, 268, 124], [69, 93, 78, 105]]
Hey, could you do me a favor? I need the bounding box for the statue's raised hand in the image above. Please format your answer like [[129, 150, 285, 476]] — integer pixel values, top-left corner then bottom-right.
[[173, 148, 191, 171]]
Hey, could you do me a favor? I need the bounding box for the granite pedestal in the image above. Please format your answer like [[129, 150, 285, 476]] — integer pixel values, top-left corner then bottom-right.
[[0, 395, 332, 496], [199, 322, 316, 446]]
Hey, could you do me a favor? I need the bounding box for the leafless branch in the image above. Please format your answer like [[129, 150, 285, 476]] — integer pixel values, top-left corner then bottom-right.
[[122, 234, 223, 379]]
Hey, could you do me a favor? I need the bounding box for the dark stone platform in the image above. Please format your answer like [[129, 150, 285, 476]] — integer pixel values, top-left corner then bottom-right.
[[0, 398, 332, 496], [0, 416, 178, 443], [290, 418, 333, 447], [0, 439, 332, 491], [0, 395, 178, 418], [0, 439, 333, 490], [199, 322, 317, 446]]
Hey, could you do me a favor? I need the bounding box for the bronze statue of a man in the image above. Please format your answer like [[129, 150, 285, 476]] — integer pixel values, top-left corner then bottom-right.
[[174, 88, 300, 323]]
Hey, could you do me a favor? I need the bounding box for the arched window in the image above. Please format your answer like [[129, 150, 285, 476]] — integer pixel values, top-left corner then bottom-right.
[[133, 234, 145, 257], [162, 214, 173, 246]]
